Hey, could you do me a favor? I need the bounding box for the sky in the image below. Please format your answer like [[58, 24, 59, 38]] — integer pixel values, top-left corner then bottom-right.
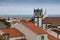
[[0, 0, 60, 16]]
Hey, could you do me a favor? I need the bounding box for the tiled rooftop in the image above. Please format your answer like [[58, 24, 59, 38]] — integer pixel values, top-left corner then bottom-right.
[[0, 28, 24, 37], [23, 22, 46, 34], [48, 34, 60, 40], [43, 17, 60, 26]]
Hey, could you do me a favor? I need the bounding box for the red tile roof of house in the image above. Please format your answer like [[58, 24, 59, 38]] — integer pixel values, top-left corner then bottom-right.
[[22, 22, 60, 40], [0, 28, 24, 37], [43, 17, 60, 26], [23, 22, 46, 34], [48, 34, 60, 40], [43, 29, 60, 40]]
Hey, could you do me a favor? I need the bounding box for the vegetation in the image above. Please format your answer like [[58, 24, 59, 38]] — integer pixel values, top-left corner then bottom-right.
[[5, 22, 11, 28], [0, 18, 11, 28], [0, 19, 6, 22]]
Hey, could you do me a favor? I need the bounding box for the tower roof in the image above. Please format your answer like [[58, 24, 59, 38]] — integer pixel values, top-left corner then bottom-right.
[[34, 8, 43, 12]]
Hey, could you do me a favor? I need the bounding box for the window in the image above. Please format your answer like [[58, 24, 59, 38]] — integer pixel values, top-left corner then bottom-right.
[[40, 13, 41, 15], [35, 13, 37, 15], [41, 36, 44, 40], [3, 34, 9, 40]]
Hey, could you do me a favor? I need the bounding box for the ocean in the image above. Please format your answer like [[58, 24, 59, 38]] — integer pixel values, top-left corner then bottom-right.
[[0, 15, 60, 18], [0, 15, 33, 18]]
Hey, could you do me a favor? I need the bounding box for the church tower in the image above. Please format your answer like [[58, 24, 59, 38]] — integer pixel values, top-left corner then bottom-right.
[[34, 8, 43, 28]]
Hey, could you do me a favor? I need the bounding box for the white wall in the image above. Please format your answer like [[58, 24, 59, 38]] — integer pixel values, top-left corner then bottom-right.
[[47, 30, 58, 38], [49, 31, 60, 39], [0, 30, 5, 35], [43, 24, 46, 29], [14, 23, 38, 40], [50, 31, 57, 38], [57, 26, 60, 28], [43, 23, 51, 29], [11, 23, 18, 28], [59, 35, 60, 39], [39, 18, 42, 27], [9, 36, 24, 40], [34, 18, 38, 26], [37, 34, 48, 40]]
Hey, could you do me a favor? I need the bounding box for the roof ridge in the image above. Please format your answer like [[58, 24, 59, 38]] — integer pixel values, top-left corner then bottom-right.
[[22, 22, 46, 34]]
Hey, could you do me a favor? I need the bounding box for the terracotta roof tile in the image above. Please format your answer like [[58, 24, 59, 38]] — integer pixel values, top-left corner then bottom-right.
[[43, 17, 60, 26], [0, 28, 24, 37], [48, 34, 60, 40], [23, 22, 46, 34]]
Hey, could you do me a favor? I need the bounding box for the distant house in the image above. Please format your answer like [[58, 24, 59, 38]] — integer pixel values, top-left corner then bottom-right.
[[43, 17, 60, 29], [0, 28, 25, 40], [12, 22, 60, 40], [14, 22, 48, 40], [48, 33, 59, 40], [0, 21, 8, 28]]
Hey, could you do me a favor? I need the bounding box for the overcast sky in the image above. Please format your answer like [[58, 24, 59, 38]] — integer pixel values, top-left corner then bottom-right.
[[0, 0, 60, 15]]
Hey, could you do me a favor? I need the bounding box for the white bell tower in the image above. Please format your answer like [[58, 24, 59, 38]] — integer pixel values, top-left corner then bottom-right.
[[34, 8, 43, 28]]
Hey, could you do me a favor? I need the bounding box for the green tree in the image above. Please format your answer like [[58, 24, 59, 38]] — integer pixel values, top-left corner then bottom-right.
[[5, 22, 11, 28], [1, 19, 6, 22], [0, 18, 11, 28]]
